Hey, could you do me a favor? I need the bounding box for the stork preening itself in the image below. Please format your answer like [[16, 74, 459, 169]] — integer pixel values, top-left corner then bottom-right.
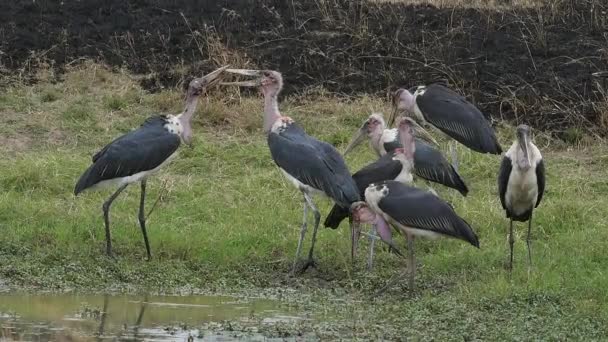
[[497, 124, 545, 272], [343, 113, 468, 196], [351, 180, 479, 293], [325, 117, 418, 270], [223, 69, 359, 274], [390, 84, 502, 171], [74, 66, 228, 259]]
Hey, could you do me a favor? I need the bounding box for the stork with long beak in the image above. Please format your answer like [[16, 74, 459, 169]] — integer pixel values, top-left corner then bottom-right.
[[74, 66, 229, 259], [222, 69, 360, 275], [326, 117, 417, 270], [389, 84, 502, 172], [497, 124, 545, 272], [350, 179, 479, 294], [342, 113, 468, 196]]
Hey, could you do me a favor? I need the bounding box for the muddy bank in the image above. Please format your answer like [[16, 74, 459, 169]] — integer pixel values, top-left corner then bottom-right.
[[1, 0, 607, 135]]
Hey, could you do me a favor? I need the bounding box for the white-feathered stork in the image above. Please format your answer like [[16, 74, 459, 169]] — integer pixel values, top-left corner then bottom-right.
[[343, 113, 468, 196], [497, 124, 545, 272], [390, 84, 502, 171], [350, 180, 479, 293], [325, 117, 418, 270], [222, 69, 360, 274], [74, 66, 229, 259]]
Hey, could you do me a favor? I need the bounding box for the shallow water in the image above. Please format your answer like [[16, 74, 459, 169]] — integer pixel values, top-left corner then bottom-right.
[[0, 292, 311, 341]]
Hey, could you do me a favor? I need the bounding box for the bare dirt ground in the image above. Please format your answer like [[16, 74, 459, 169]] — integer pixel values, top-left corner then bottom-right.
[[1, 0, 607, 137]]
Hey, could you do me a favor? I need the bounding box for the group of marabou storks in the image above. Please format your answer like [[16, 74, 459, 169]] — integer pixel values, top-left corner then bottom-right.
[[74, 66, 546, 293]]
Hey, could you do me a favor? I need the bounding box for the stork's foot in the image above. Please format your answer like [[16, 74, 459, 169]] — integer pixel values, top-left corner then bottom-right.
[[105, 251, 117, 261], [297, 258, 318, 274]]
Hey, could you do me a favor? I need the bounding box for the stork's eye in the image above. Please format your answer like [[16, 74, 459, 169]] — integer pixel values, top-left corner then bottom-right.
[[263, 71, 271, 77]]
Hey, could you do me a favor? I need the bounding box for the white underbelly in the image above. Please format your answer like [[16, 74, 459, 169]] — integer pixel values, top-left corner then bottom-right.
[[505, 168, 538, 215], [394, 170, 413, 185], [413, 104, 426, 124], [279, 168, 323, 195], [392, 219, 442, 240], [93, 151, 179, 190]]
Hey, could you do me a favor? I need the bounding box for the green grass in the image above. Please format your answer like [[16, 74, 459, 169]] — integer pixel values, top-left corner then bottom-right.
[[1, 64, 607, 339]]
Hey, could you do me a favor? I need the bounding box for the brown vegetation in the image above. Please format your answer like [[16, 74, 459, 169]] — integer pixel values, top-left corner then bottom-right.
[[0, 0, 607, 138]]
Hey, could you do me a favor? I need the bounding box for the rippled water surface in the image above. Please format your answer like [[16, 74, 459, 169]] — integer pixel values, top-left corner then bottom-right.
[[0, 292, 311, 341]]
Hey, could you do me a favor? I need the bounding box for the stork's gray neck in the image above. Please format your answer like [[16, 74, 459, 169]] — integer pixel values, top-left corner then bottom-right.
[[263, 93, 282, 133], [178, 93, 200, 143]]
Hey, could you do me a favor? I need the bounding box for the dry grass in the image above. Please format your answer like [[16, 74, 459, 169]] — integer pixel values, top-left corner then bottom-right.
[[370, 0, 546, 9]]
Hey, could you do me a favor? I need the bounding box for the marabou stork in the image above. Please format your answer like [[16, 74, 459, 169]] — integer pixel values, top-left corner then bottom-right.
[[74, 66, 229, 259], [351, 180, 479, 293], [389, 84, 502, 171], [222, 69, 360, 274], [325, 117, 418, 270], [497, 124, 545, 272], [343, 113, 468, 196]]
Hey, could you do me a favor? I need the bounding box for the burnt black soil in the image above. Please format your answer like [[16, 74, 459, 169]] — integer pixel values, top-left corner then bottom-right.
[[1, 0, 607, 134]]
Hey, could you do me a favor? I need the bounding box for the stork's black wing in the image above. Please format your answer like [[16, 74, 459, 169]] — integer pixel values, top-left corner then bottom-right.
[[377, 181, 479, 247], [74, 116, 181, 194], [416, 84, 502, 154], [268, 123, 359, 208], [497, 156, 512, 212], [352, 153, 402, 194], [535, 159, 545, 207], [414, 139, 468, 196], [382, 129, 401, 154], [324, 153, 401, 228]]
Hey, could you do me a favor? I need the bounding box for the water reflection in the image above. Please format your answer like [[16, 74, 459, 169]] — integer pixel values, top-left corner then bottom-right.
[[0, 292, 306, 341]]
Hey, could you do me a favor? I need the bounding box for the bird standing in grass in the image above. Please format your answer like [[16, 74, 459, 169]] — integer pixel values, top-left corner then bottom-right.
[[326, 117, 419, 270], [222, 69, 360, 274], [74, 66, 228, 259], [497, 124, 545, 272], [343, 113, 468, 196], [390, 84, 502, 171], [351, 179, 479, 293]]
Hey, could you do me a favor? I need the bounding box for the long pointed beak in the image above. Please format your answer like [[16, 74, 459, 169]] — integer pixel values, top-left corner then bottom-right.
[[202, 65, 230, 87], [410, 120, 439, 147], [388, 106, 398, 127], [343, 125, 367, 156], [519, 135, 531, 167], [225, 69, 262, 76], [350, 220, 361, 263], [385, 240, 404, 258], [220, 69, 263, 87]]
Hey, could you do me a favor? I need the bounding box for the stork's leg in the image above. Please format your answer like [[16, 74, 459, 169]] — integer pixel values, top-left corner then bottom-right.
[[102, 184, 128, 258], [449, 141, 459, 172], [526, 213, 533, 272], [291, 195, 308, 275], [407, 235, 416, 290], [301, 191, 320, 272], [508, 218, 515, 272], [138, 179, 152, 260], [374, 235, 416, 296], [367, 224, 377, 271]]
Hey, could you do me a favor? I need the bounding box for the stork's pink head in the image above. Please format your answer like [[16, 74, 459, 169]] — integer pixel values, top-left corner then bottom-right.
[[365, 113, 385, 137], [394, 117, 416, 161], [259, 70, 283, 97], [349, 201, 402, 260], [350, 201, 376, 224], [221, 69, 283, 96], [388, 88, 417, 127], [393, 88, 416, 112]]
